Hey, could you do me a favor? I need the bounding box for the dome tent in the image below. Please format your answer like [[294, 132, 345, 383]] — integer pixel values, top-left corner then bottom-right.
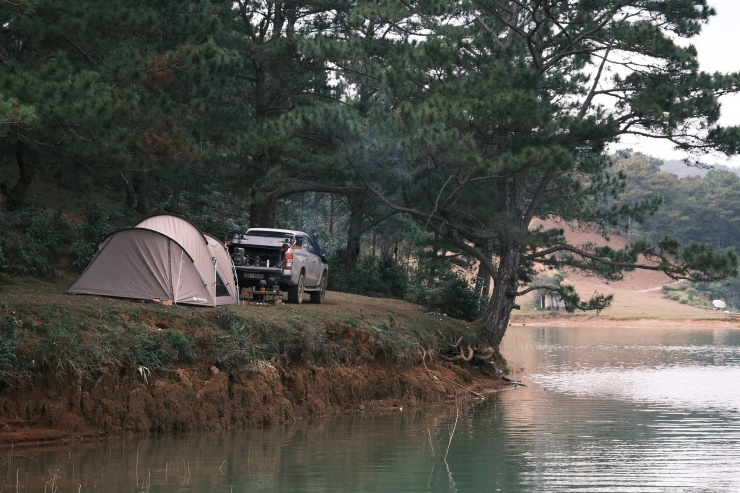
[[68, 214, 238, 306]]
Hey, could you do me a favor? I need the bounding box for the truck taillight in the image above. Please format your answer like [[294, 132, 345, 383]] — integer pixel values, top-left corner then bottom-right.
[[284, 249, 293, 270]]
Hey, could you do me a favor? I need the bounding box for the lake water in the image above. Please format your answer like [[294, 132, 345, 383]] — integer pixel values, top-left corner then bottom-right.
[[3, 324, 740, 492]]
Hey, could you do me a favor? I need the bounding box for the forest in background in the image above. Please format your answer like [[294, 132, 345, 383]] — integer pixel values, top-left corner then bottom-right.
[[4, 150, 740, 309], [3, 1, 740, 345]]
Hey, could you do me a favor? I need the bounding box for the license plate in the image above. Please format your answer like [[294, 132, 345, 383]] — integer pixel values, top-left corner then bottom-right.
[[242, 273, 263, 279]]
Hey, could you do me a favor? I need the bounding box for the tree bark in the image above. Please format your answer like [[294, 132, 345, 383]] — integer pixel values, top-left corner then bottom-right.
[[480, 240, 522, 346], [479, 173, 529, 346], [474, 239, 494, 297], [249, 188, 276, 228], [123, 172, 136, 210], [329, 195, 335, 235], [345, 192, 365, 272], [6, 141, 35, 210], [168, 177, 182, 214], [133, 173, 149, 215], [248, 143, 277, 227]]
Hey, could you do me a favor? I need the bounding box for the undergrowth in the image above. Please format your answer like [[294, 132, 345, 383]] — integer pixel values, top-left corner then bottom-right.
[[662, 282, 712, 309], [0, 294, 460, 383], [328, 252, 487, 322], [0, 303, 28, 375], [0, 206, 129, 277], [210, 308, 438, 370]]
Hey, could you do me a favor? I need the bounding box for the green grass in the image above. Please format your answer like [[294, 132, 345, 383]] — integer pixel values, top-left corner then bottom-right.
[[0, 276, 477, 382]]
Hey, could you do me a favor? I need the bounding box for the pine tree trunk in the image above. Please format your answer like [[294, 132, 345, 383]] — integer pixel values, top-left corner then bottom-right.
[[168, 180, 182, 214], [480, 241, 521, 346], [133, 173, 149, 215], [329, 195, 335, 235], [249, 184, 275, 228], [249, 193, 276, 228], [474, 239, 493, 297], [345, 193, 364, 272], [122, 171, 136, 209], [430, 234, 439, 279], [248, 149, 276, 227], [6, 141, 35, 210]]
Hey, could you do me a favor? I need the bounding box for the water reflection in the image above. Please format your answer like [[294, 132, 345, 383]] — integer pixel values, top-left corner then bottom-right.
[[1, 406, 493, 492], [3, 324, 740, 492], [502, 324, 740, 492]]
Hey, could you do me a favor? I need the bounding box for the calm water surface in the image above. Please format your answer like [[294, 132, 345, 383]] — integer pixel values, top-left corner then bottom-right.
[[3, 324, 740, 492]]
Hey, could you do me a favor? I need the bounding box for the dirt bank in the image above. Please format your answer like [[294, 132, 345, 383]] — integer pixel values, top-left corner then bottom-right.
[[0, 358, 505, 447], [0, 277, 513, 447]]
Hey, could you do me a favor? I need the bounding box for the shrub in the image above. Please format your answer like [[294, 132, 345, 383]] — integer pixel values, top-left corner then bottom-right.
[[0, 209, 65, 276], [164, 330, 195, 362], [211, 322, 265, 370], [0, 334, 20, 373], [174, 189, 249, 241], [405, 271, 487, 321], [68, 205, 129, 270], [662, 282, 712, 309], [0, 304, 31, 374], [690, 279, 739, 311], [369, 313, 417, 363], [0, 206, 129, 276], [328, 251, 408, 299]]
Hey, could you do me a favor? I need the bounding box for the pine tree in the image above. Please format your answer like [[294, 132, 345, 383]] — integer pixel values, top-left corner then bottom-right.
[[0, 0, 228, 211], [368, 0, 740, 345], [207, 0, 342, 228]]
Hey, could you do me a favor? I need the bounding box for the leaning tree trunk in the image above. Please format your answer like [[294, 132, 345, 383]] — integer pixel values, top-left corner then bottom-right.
[[6, 141, 35, 210], [480, 241, 522, 346]]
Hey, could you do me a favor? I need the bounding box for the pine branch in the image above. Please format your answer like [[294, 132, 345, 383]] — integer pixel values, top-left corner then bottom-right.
[[65, 37, 96, 66]]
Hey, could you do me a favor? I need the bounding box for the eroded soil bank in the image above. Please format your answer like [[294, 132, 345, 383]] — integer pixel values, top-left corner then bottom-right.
[[0, 279, 508, 447], [0, 360, 505, 447]]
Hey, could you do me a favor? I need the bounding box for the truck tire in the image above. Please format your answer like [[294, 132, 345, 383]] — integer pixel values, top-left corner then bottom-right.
[[310, 273, 327, 304], [288, 273, 304, 304]]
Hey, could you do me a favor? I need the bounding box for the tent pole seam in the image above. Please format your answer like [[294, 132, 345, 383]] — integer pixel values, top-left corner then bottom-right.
[[175, 249, 184, 305]]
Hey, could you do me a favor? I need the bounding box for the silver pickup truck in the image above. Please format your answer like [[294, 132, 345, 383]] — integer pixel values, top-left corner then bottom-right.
[[227, 228, 328, 304]]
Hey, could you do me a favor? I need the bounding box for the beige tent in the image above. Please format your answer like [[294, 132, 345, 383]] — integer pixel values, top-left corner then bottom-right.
[[68, 214, 238, 306]]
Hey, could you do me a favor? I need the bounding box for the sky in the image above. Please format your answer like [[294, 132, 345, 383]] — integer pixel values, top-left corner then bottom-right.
[[609, 0, 740, 167]]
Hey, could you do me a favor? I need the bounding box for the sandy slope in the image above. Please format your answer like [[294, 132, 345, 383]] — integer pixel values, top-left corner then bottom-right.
[[515, 218, 739, 324]]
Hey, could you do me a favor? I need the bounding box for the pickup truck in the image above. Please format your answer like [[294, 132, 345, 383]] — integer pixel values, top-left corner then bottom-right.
[[227, 228, 328, 304]]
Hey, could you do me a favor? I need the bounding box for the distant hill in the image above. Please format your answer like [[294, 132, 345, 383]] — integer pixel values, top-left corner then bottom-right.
[[660, 159, 740, 178], [521, 218, 723, 319]]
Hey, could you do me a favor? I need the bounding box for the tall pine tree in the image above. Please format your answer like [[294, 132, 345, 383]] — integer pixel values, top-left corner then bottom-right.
[[367, 0, 740, 345]]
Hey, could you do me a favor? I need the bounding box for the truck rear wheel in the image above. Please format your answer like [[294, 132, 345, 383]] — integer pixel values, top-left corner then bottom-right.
[[310, 274, 327, 304], [287, 273, 304, 304]]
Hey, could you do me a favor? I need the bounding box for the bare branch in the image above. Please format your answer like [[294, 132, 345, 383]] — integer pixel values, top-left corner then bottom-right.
[[65, 37, 96, 66], [578, 46, 611, 120]]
